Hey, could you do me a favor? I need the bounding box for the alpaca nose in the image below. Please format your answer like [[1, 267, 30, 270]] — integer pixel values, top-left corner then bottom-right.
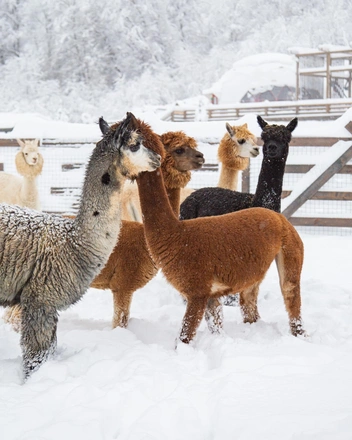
[[196, 151, 205, 162], [267, 143, 278, 157], [252, 147, 260, 157]]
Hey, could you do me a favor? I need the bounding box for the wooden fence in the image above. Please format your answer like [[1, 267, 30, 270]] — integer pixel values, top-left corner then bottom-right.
[[163, 98, 352, 122], [1, 133, 352, 228]]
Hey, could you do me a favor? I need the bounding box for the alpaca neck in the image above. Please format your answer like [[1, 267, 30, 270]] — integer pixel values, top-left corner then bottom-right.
[[74, 150, 125, 255], [218, 166, 240, 190], [137, 170, 178, 236], [252, 158, 286, 212], [166, 187, 181, 217], [20, 176, 39, 210]]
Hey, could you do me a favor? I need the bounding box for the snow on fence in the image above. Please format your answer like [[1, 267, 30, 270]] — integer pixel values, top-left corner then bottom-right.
[[0, 134, 351, 234]]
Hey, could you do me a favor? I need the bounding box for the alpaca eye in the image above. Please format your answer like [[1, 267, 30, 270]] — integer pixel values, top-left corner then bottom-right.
[[130, 143, 140, 153], [175, 148, 185, 154], [238, 139, 246, 145]]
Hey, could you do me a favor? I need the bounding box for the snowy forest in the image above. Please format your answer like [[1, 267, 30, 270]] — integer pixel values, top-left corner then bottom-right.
[[1, 0, 352, 123]]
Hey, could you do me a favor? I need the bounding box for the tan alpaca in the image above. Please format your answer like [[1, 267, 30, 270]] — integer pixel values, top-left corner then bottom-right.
[[217, 122, 259, 190], [4, 131, 204, 331], [121, 124, 259, 221], [0, 139, 43, 211], [120, 113, 306, 344]]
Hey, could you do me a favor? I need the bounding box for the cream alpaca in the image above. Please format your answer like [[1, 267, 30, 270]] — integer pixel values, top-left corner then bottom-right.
[[0, 139, 43, 211]]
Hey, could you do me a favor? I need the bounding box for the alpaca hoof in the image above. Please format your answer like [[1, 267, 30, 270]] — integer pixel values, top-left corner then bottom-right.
[[242, 313, 260, 324], [290, 320, 306, 337], [112, 315, 129, 329], [175, 336, 191, 349]]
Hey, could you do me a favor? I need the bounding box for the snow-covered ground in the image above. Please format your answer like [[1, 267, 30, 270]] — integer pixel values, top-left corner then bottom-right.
[[0, 233, 351, 440], [0, 109, 351, 439]]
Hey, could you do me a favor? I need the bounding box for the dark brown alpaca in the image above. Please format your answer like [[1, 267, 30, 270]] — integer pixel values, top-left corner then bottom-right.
[[120, 112, 305, 344], [4, 130, 204, 330]]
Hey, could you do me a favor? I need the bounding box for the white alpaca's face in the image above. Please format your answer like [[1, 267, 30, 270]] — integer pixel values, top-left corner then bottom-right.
[[23, 147, 39, 165], [20, 140, 40, 165]]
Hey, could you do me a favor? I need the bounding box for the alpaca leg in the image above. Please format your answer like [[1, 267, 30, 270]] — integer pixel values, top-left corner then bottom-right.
[[3, 304, 22, 332], [21, 301, 58, 380], [112, 289, 133, 329], [205, 297, 224, 334], [178, 296, 208, 344], [276, 250, 305, 336], [239, 282, 260, 324]]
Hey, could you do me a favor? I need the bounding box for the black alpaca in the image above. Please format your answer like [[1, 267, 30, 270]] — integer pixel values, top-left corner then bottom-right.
[[180, 116, 298, 219]]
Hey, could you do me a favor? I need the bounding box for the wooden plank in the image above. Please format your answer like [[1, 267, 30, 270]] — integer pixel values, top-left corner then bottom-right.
[[257, 138, 352, 147], [285, 164, 352, 174], [282, 143, 352, 218], [289, 217, 352, 227], [50, 187, 80, 195], [285, 164, 314, 173], [282, 190, 352, 200], [345, 120, 352, 135], [62, 163, 85, 172], [0, 139, 20, 147], [242, 167, 250, 193]]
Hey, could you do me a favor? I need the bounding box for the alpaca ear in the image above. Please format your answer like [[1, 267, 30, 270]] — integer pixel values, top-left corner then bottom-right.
[[225, 122, 235, 138], [34, 139, 40, 146], [243, 123, 248, 128], [99, 117, 110, 136], [17, 139, 25, 148], [257, 115, 268, 130], [114, 112, 135, 145], [286, 118, 298, 133], [126, 112, 138, 130]]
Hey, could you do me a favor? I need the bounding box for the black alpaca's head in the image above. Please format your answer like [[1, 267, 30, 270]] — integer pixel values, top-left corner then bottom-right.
[[257, 116, 298, 161]]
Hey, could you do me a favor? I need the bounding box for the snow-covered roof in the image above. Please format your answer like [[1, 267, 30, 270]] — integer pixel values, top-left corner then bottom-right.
[[203, 53, 296, 104], [288, 44, 352, 55]]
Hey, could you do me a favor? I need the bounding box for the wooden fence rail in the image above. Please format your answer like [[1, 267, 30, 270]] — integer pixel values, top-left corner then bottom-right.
[[163, 98, 352, 122]]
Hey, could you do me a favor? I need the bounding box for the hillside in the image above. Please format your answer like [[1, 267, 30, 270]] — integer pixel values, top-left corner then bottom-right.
[[1, 0, 352, 122]]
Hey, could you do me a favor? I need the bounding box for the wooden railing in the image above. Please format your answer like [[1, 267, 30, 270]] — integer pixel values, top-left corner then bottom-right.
[[163, 98, 352, 122], [1, 134, 351, 228]]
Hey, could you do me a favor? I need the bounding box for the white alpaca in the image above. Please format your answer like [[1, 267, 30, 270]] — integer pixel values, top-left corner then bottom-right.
[[0, 139, 44, 211]]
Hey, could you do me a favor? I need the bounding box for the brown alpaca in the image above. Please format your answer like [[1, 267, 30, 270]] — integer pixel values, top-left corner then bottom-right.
[[121, 113, 305, 344], [121, 123, 259, 221], [3, 130, 204, 331], [217, 122, 259, 190]]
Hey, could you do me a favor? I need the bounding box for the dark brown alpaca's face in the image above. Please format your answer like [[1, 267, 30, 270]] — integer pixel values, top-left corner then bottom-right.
[[262, 135, 289, 160], [160, 132, 204, 172], [171, 146, 205, 171]]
